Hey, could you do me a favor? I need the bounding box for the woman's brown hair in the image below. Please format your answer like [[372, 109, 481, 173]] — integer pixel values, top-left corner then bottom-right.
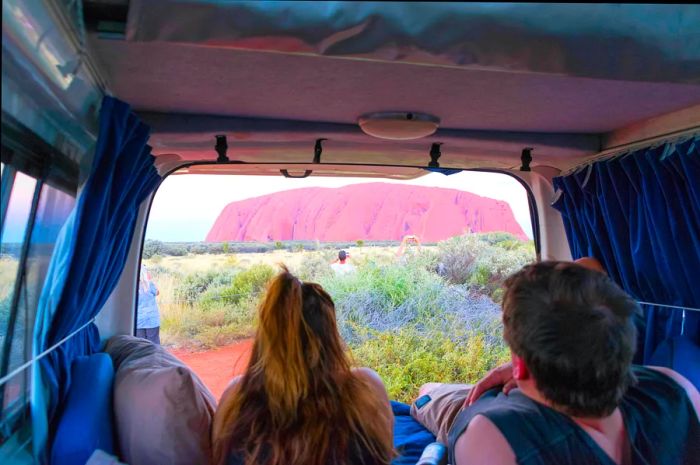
[[213, 267, 394, 465]]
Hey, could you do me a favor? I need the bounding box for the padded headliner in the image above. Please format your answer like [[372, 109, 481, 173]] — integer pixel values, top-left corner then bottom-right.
[[88, 32, 700, 169], [92, 39, 700, 133]]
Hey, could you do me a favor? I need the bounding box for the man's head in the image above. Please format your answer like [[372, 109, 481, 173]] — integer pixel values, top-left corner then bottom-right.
[[502, 261, 638, 417], [338, 250, 347, 262]]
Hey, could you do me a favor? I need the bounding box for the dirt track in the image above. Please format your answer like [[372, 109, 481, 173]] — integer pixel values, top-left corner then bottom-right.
[[169, 339, 253, 400]]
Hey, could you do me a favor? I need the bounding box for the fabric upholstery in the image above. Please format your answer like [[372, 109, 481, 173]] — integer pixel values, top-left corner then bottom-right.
[[50, 353, 115, 465], [105, 335, 216, 465]]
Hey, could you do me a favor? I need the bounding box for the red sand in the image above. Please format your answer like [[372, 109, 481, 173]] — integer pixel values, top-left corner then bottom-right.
[[206, 182, 527, 242], [169, 339, 253, 400]]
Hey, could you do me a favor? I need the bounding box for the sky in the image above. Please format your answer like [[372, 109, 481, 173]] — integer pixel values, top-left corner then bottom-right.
[[146, 171, 533, 242], [1, 170, 37, 243]]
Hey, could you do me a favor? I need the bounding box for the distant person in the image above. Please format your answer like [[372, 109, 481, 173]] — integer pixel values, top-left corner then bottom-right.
[[331, 250, 356, 275], [411, 260, 699, 465], [136, 264, 161, 344], [213, 268, 394, 465]]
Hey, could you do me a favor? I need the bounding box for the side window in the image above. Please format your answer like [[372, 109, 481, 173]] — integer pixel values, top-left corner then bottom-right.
[[0, 160, 76, 439], [0, 168, 38, 437]]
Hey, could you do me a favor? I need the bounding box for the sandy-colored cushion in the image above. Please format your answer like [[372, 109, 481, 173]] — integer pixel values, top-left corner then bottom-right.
[[105, 335, 216, 465]]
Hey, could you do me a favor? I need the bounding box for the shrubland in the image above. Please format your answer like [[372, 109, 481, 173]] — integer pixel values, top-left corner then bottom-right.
[[147, 232, 534, 402]]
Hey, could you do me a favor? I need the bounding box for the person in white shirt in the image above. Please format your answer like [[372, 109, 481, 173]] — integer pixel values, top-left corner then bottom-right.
[[331, 250, 356, 275]]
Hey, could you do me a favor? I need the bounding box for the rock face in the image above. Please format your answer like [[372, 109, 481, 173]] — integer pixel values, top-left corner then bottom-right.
[[206, 183, 528, 242]]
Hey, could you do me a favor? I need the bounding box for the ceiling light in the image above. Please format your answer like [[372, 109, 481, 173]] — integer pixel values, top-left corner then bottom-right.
[[358, 112, 440, 140]]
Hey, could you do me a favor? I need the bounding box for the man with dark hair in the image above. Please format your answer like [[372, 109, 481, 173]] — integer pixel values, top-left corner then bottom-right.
[[411, 261, 699, 465], [331, 249, 356, 275]]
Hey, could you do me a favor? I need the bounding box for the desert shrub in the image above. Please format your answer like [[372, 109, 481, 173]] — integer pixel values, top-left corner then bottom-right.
[[469, 243, 534, 300], [190, 244, 208, 255], [433, 233, 534, 300], [174, 269, 237, 303], [352, 328, 509, 402], [143, 239, 165, 259], [275, 241, 284, 250], [321, 263, 442, 311], [232, 263, 275, 294], [161, 296, 258, 350], [435, 234, 483, 284], [158, 234, 526, 399], [356, 239, 365, 247], [478, 231, 518, 246], [150, 254, 163, 264], [297, 252, 334, 282], [222, 242, 230, 254]]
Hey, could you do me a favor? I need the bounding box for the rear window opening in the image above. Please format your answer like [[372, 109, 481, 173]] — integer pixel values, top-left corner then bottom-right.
[[140, 170, 535, 401]]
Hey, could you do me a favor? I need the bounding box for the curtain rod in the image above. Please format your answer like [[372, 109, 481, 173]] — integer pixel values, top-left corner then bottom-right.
[[561, 125, 699, 177]]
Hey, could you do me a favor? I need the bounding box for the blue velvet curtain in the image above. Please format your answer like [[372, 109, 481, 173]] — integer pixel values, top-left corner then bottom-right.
[[32, 96, 161, 461], [551, 136, 700, 364]]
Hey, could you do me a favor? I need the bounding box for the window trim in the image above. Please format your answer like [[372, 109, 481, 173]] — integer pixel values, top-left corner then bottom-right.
[[0, 112, 80, 440], [0, 164, 18, 238], [134, 162, 541, 326], [0, 178, 43, 436]]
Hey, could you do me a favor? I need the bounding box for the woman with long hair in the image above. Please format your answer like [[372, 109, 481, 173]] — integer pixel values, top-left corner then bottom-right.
[[213, 267, 394, 465]]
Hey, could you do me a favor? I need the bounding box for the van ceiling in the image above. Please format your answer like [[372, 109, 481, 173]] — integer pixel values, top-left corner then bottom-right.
[[84, 1, 700, 172]]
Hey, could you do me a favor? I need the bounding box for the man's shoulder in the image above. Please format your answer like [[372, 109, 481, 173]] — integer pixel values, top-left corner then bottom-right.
[[455, 414, 516, 465]]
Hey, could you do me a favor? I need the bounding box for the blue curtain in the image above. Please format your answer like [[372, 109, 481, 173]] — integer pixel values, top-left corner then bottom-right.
[[32, 96, 161, 461], [551, 136, 700, 364]]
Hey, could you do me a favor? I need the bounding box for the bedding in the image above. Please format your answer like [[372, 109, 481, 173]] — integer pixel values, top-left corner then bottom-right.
[[392, 401, 436, 465]]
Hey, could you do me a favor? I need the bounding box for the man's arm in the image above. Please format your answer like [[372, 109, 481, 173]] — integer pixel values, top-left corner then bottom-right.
[[454, 415, 516, 465]]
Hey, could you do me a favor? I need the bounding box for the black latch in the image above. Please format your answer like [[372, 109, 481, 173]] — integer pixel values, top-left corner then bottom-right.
[[428, 143, 443, 168], [313, 138, 326, 164], [520, 148, 533, 172], [215, 135, 229, 163]]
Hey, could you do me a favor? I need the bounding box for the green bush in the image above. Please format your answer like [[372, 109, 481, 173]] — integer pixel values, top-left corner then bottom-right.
[[435, 234, 482, 284], [143, 239, 165, 259], [352, 327, 509, 402], [356, 239, 365, 247], [233, 263, 275, 294], [297, 252, 335, 282], [160, 233, 532, 399], [174, 269, 236, 303]]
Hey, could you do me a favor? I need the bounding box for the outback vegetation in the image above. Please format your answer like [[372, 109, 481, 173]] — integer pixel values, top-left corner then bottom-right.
[[145, 232, 534, 402]]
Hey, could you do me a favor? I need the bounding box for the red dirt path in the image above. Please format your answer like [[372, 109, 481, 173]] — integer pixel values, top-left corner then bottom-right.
[[169, 339, 253, 400]]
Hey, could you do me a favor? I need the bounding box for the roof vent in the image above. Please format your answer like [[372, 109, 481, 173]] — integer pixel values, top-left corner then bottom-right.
[[358, 112, 440, 140]]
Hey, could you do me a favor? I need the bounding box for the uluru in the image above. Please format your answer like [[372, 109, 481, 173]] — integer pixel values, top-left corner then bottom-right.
[[206, 183, 528, 243]]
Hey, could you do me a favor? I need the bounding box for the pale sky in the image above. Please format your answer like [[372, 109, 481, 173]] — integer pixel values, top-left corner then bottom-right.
[[146, 171, 533, 242]]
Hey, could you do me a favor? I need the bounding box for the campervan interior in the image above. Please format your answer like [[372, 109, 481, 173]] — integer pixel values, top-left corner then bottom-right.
[[1, 2, 698, 464]]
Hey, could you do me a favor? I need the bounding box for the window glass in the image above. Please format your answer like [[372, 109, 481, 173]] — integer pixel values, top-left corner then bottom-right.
[[0, 172, 37, 351], [0, 173, 75, 436]]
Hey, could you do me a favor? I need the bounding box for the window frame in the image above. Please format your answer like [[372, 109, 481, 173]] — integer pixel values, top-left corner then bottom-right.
[[135, 163, 541, 329], [0, 111, 80, 440]]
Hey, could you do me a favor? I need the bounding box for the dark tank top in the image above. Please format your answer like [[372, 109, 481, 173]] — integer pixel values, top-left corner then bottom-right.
[[448, 366, 700, 465]]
